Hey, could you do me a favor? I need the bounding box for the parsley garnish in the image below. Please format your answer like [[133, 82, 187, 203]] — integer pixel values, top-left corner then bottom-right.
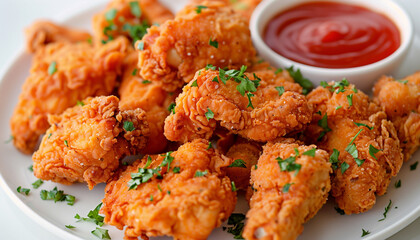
[[317, 113, 331, 141], [64, 140, 69, 147], [207, 142, 213, 150], [369, 144, 382, 160], [378, 199, 392, 221], [209, 38, 219, 48], [142, 80, 151, 84], [128, 167, 161, 190], [28, 165, 33, 172], [40, 187, 75, 205], [168, 103, 176, 114], [345, 129, 364, 166], [172, 167, 180, 173], [225, 213, 245, 239], [332, 79, 350, 93], [205, 108, 214, 120], [354, 122, 373, 130], [275, 68, 283, 74], [335, 105, 342, 110], [276, 156, 301, 176], [302, 148, 316, 157], [341, 162, 349, 174], [282, 183, 293, 193], [123, 22, 149, 42], [91, 227, 111, 240], [17, 186, 30, 195], [194, 170, 208, 177], [361, 229, 371, 237], [329, 149, 340, 170], [48, 133, 52, 139], [123, 121, 135, 132], [191, 80, 198, 87], [396, 79, 408, 84], [4, 135, 13, 144], [65, 225, 75, 229], [395, 179, 401, 188], [129, 1, 141, 18], [157, 184, 162, 192], [150, 195, 154, 201], [132, 68, 138, 76], [286, 66, 313, 95], [48, 61, 57, 75], [254, 164, 258, 170], [335, 207, 345, 215], [76, 100, 85, 107], [228, 159, 246, 168], [137, 41, 144, 50], [32, 179, 44, 189], [211, 77, 219, 83], [75, 203, 104, 226], [410, 161, 418, 171], [205, 64, 216, 70], [347, 94, 353, 107], [195, 5, 208, 14], [105, 8, 117, 21], [160, 151, 174, 171], [275, 86, 285, 96], [231, 181, 237, 192]]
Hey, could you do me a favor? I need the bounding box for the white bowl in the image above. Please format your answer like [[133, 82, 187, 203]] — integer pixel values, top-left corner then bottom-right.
[[250, 0, 413, 92]]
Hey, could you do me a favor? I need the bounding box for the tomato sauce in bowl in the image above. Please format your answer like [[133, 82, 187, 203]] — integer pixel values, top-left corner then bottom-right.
[[263, 1, 401, 69]]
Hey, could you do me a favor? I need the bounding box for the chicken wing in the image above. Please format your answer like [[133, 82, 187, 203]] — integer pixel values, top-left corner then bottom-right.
[[243, 139, 331, 240], [373, 73, 420, 161], [10, 37, 131, 154], [32, 96, 149, 190], [305, 80, 403, 214], [138, 1, 256, 91], [164, 68, 311, 143], [101, 139, 236, 240]]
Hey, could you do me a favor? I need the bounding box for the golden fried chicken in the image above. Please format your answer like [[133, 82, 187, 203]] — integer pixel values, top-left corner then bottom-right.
[[92, 0, 174, 45], [138, 1, 256, 92], [305, 80, 403, 214], [190, 0, 262, 21], [10, 37, 131, 154], [164, 68, 311, 143], [243, 139, 331, 240], [119, 51, 177, 154], [32, 96, 149, 190], [25, 20, 92, 53], [225, 138, 261, 191], [373, 73, 420, 161], [101, 139, 236, 240]]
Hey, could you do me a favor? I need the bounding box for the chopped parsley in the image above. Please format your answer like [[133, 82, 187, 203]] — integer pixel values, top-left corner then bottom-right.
[[228, 159, 247, 168], [205, 64, 216, 70], [131, 68, 138, 76], [40, 187, 75, 205], [341, 162, 349, 174], [194, 170, 208, 177], [144, 156, 152, 168], [172, 167, 180, 173], [395, 179, 401, 188], [286, 66, 313, 95], [396, 79, 408, 84], [361, 229, 371, 237], [157, 184, 162, 192], [275, 86, 285, 96], [128, 166, 161, 190], [124, 22, 150, 43], [317, 113, 331, 141], [76, 100, 85, 107], [347, 94, 353, 107], [150, 195, 154, 201], [209, 38, 219, 48], [191, 80, 198, 87], [48, 61, 57, 75], [205, 107, 214, 120], [231, 181, 237, 192], [32, 179, 44, 189], [354, 122, 373, 130], [378, 199, 392, 221], [276, 155, 301, 176], [369, 144, 382, 160], [64, 140, 69, 147], [332, 79, 350, 93], [75, 203, 104, 226], [142, 80, 151, 84], [335, 105, 342, 110], [65, 225, 76, 229], [329, 149, 340, 170], [282, 183, 293, 193], [137, 41, 144, 50], [195, 5, 208, 14], [410, 161, 418, 171], [17, 186, 30, 195], [129, 1, 141, 18], [212, 77, 219, 83], [123, 121, 135, 132], [302, 148, 316, 157], [345, 129, 365, 166], [160, 151, 174, 171], [274, 68, 283, 74], [335, 207, 345, 215], [4, 135, 14, 143], [225, 213, 245, 239], [105, 8, 117, 21], [168, 103, 176, 114], [28, 165, 33, 172], [91, 227, 111, 240], [207, 142, 213, 150]]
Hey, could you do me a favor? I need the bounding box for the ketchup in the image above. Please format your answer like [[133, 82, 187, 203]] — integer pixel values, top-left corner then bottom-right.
[[264, 2, 401, 68]]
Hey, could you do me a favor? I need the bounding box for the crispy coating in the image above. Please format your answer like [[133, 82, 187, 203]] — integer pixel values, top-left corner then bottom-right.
[[373, 73, 420, 161], [119, 52, 177, 153], [305, 83, 403, 214], [92, 0, 174, 45], [25, 20, 92, 53], [138, 1, 256, 91], [243, 140, 331, 240], [32, 96, 149, 190], [10, 37, 131, 154], [190, 0, 262, 21], [164, 69, 311, 143], [101, 139, 236, 240], [225, 138, 261, 190]]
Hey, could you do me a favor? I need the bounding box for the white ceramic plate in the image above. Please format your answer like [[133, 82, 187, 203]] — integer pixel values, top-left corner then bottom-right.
[[0, 1, 419, 240]]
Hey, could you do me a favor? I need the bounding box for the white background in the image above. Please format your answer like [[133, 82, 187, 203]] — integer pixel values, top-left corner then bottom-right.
[[0, 0, 419, 239]]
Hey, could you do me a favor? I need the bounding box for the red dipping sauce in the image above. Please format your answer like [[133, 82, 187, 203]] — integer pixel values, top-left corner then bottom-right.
[[264, 2, 401, 68]]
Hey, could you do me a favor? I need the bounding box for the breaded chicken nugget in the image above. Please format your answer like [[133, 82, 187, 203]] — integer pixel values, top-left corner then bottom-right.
[[164, 68, 311, 143], [243, 139, 331, 240], [373, 73, 420, 161], [138, 1, 256, 91], [10, 37, 131, 154], [119, 51, 178, 153], [101, 139, 236, 240], [92, 0, 174, 45], [32, 96, 149, 190], [25, 21, 92, 53], [305, 80, 403, 214]]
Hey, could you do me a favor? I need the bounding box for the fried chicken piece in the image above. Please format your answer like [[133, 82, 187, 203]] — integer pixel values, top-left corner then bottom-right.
[[119, 51, 177, 153], [190, 0, 262, 21], [225, 138, 261, 191], [101, 139, 236, 240], [92, 0, 174, 45], [138, 1, 256, 92], [373, 73, 420, 161], [164, 68, 311, 143], [243, 140, 331, 240], [305, 81, 403, 214], [32, 96, 149, 190], [25, 21, 92, 53], [10, 37, 131, 154]]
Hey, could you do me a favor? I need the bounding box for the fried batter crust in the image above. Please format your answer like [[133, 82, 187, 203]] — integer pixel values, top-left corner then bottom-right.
[[243, 140, 331, 240], [138, 1, 256, 91], [305, 83, 403, 214], [101, 139, 236, 240], [373, 73, 420, 161], [32, 96, 149, 190], [190, 0, 262, 21]]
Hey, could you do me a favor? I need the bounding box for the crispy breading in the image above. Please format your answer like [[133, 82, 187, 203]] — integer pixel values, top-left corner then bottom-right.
[[243, 140, 331, 240], [119, 52, 178, 153], [373, 73, 420, 161], [190, 0, 262, 22], [305, 82, 403, 214], [92, 0, 174, 45], [101, 139, 236, 240], [164, 68, 311, 143], [10, 37, 131, 154], [32, 96, 149, 190], [25, 21, 92, 53], [138, 1, 256, 91]]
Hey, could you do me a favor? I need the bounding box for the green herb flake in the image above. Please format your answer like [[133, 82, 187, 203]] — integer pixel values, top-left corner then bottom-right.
[[28, 165, 33, 172], [129, 1, 141, 18], [17, 186, 30, 195], [332, 78, 350, 94], [75, 203, 104, 226], [396, 79, 408, 84], [157, 184, 162, 192], [195, 5, 208, 14], [282, 183, 293, 193], [128, 167, 162, 190], [132, 68, 138, 76], [225, 213, 245, 239], [355, 158, 365, 167], [32, 179, 44, 189], [317, 113, 331, 141], [142, 80, 151, 84], [48, 61, 57, 75], [335, 207, 345, 215], [64, 140, 69, 147], [205, 64, 216, 70], [40, 187, 76, 205], [212, 76, 219, 83], [341, 162, 349, 174], [4, 135, 14, 144], [395, 179, 401, 188], [320, 81, 329, 88], [254, 164, 258, 170], [48, 133, 52, 139], [231, 181, 237, 192], [207, 141, 213, 150], [160, 151, 174, 171], [329, 149, 340, 170], [168, 103, 176, 114], [91, 227, 111, 240], [302, 148, 316, 157], [361, 229, 370, 237], [209, 38, 219, 48], [76, 100, 85, 107], [228, 159, 247, 168], [277, 156, 301, 176], [172, 166, 180, 173], [274, 68, 283, 74], [410, 161, 418, 171], [65, 225, 76, 229], [191, 80, 198, 87], [105, 8, 117, 21], [167, 190, 171, 195], [347, 94, 353, 107], [275, 86, 285, 96], [194, 170, 208, 177], [123, 121, 135, 132], [144, 156, 152, 168], [137, 41, 144, 50], [378, 199, 392, 221], [354, 122, 374, 130], [286, 66, 313, 95], [149, 195, 154, 201], [335, 105, 342, 110], [369, 144, 382, 160], [205, 107, 214, 120]]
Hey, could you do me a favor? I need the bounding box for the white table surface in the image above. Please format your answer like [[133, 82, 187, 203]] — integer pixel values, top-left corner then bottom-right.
[[0, 0, 419, 239]]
